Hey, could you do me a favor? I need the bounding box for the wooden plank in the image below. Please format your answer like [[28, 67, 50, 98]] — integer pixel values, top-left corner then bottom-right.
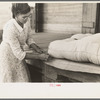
[[85, 28, 91, 33], [43, 3, 83, 10], [43, 11, 82, 16], [42, 3, 83, 34], [82, 22, 94, 28], [82, 3, 97, 27], [30, 8, 35, 29], [43, 16, 82, 24], [43, 29, 80, 34], [44, 20, 82, 24], [82, 28, 90, 33], [82, 3, 87, 22], [44, 65, 57, 82], [44, 63, 100, 82], [45, 58, 100, 74], [43, 8, 82, 14], [44, 3, 82, 6], [82, 3, 97, 34], [82, 28, 86, 34], [90, 28, 95, 34], [56, 68, 100, 82], [91, 3, 97, 22], [86, 4, 92, 22], [43, 24, 82, 33], [43, 23, 82, 28]]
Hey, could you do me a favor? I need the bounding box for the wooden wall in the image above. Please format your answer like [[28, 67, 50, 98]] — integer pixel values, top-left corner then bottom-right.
[[41, 3, 83, 34], [30, 7, 35, 30], [82, 3, 97, 34], [36, 3, 97, 34]]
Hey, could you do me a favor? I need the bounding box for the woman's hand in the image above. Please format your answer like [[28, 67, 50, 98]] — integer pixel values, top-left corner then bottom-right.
[[39, 53, 49, 61], [35, 47, 44, 54], [30, 43, 45, 54]]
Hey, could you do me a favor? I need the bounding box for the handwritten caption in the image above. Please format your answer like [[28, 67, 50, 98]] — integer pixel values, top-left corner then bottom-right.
[[49, 83, 61, 87]]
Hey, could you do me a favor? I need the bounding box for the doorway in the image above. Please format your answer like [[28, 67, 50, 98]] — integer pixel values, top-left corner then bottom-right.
[[35, 3, 44, 33], [95, 3, 100, 33]]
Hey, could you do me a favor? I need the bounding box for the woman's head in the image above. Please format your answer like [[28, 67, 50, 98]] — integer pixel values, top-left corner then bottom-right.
[[12, 3, 31, 24]]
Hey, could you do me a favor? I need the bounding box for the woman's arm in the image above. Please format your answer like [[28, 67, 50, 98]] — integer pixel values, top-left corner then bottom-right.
[[4, 28, 26, 61], [30, 43, 45, 54], [25, 52, 49, 61], [26, 20, 47, 54]]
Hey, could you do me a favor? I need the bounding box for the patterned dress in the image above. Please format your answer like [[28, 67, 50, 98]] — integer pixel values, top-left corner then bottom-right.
[[0, 18, 35, 82]]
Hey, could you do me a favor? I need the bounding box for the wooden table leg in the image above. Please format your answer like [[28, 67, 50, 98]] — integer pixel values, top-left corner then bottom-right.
[[43, 64, 58, 82]]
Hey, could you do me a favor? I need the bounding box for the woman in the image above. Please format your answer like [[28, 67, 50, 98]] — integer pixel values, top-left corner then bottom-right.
[[0, 3, 49, 82]]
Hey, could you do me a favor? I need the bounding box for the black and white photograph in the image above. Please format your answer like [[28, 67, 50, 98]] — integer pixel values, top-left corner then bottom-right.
[[0, 1, 100, 98]]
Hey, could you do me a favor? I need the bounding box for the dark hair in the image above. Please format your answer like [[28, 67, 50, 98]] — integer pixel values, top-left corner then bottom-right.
[[12, 3, 31, 18]]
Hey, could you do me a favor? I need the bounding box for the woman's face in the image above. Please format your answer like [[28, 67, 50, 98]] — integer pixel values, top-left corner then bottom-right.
[[16, 12, 31, 24]]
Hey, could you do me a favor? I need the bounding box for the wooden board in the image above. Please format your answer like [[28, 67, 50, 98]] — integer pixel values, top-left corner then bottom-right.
[[82, 3, 97, 34], [45, 58, 100, 75], [44, 64, 100, 82], [42, 3, 83, 34]]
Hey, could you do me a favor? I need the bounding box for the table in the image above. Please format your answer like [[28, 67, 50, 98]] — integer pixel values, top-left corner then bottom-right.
[[43, 58, 100, 82]]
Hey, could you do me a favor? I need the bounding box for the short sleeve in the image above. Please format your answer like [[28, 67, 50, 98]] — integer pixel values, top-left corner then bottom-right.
[[3, 28, 26, 61]]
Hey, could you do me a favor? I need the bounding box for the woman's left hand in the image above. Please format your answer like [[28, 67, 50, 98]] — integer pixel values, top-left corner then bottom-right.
[[35, 47, 44, 54], [30, 43, 45, 54]]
